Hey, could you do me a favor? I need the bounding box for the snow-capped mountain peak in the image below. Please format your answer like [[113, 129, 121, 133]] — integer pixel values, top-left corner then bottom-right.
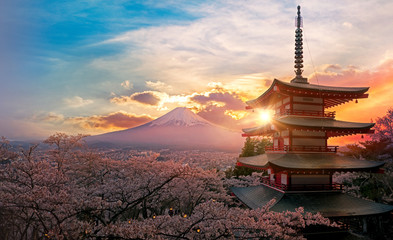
[[86, 107, 244, 151], [149, 107, 211, 127]]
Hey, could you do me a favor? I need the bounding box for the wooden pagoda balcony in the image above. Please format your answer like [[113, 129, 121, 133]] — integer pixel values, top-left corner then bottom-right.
[[261, 177, 343, 191], [265, 145, 339, 153], [277, 109, 336, 118]]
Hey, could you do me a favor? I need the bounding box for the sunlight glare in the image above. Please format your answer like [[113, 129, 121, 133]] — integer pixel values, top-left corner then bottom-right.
[[259, 110, 272, 123]]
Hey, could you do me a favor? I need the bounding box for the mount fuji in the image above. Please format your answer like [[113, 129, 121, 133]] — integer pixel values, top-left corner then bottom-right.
[[86, 107, 244, 151]]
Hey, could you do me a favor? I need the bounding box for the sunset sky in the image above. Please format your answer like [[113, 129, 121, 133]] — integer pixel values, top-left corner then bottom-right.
[[1, 0, 393, 145]]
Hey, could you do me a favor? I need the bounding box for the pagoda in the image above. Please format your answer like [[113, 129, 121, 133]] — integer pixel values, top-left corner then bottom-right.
[[231, 5, 393, 231]]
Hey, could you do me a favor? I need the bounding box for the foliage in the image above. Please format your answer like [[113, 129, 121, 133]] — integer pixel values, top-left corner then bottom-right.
[[239, 137, 272, 157], [373, 108, 393, 141], [0, 136, 18, 163], [343, 138, 391, 161], [339, 109, 393, 203], [0, 133, 333, 240], [224, 165, 259, 178]]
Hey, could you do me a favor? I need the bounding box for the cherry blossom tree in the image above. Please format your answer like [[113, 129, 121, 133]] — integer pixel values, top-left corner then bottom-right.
[[0, 133, 334, 239], [373, 108, 393, 141]]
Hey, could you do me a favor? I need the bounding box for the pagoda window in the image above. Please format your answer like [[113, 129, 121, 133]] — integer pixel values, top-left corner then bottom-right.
[[291, 175, 330, 185], [281, 173, 288, 185], [293, 103, 323, 112], [284, 137, 289, 145], [292, 130, 325, 137], [293, 96, 323, 104], [281, 130, 289, 137], [275, 101, 283, 108], [291, 138, 325, 146], [270, 173, 275, 181], [283, 97, 290, 104]]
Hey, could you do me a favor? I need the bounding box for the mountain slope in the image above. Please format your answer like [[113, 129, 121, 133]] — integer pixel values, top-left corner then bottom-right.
[[86, 107, 244, 151]]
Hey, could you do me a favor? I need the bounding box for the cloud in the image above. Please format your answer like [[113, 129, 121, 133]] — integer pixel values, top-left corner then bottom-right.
[[342, 22, 353, 29], [64, 96, 93, 108], [146, 80, 173, 92], [121, 80, 133, 90], [93, 0, 298, 94], [35, 110, 154, 132], [224, 110, 248, 120], [33, 112, 64, 122], [190, 84, 245, 110], [309, 59, 393, 126], [90, 0, 393, 100], [131, 92, 161, 105], [111, 91, 164, 106], [185, 84, 249, 129], [66, 111, 153, 130]]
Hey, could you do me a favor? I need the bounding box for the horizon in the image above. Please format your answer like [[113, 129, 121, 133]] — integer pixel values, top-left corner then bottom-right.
[[1, 1, 393, 147]]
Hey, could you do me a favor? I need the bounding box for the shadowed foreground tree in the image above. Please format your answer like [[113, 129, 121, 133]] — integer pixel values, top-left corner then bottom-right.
[[226, 137, 272, 178], [0, 133, 333, 240], [339, 108, 393, 203], [239, 137, 272, 157], [373, 108, 393, 141]]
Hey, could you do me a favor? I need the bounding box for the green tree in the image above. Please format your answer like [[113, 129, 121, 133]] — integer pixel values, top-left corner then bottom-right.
[[255, 138, 272, 155], [240, 137, 272, 157], [240, 137, 255, 157]]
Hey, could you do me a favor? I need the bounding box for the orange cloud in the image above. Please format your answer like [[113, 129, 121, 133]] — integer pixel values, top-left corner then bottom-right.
[[67, 111, 153, 130], [111, 91, 162, 106], [307, 59, 393, 146], [188, 89, 249, 130], [224, 110, 249, 120]]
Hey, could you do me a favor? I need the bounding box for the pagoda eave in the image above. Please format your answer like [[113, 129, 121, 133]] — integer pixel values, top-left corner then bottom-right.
[[238, 153, 385, 172], [231, 185, 393, 217], [268, 162, 383, 174], [242, 124, 275, 137], [236, 161, 268, 171], [275, 116, 374, 131], [246, 79, 369, 109], [242, 117, 375, 138]]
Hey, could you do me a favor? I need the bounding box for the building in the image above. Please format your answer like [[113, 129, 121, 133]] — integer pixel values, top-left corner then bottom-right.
[[231, 5, 393, 234]]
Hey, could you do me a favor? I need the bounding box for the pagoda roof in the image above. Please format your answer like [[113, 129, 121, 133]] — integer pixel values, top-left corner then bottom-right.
[[277, 116, 374, 130], [278, 79, 369, 93], [246, 79, 369, 109], [231, 185, 393, 217], [242, 116, 374, 137], [238, 153, 384, 172], [242, 123, 274, 137]]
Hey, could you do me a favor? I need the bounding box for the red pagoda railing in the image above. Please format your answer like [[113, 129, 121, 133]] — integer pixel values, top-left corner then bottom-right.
[[265, 145, 338, 153], [288, 183, 343, 191], [277, 109, 336, 118], [261, 178, 343, 191], [261, 177, 287, 190]]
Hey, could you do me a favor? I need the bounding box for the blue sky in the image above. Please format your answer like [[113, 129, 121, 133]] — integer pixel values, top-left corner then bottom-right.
[[2, 0, 393, 140]]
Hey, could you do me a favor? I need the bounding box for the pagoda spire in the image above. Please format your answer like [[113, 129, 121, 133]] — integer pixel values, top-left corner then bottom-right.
[[291, 5, 308, 84]]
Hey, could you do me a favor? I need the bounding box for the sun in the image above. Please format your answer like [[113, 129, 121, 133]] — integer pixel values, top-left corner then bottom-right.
[[259, 110, 272, 123]]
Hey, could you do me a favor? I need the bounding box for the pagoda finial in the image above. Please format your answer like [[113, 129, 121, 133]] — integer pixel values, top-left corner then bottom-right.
[[291, 5, 308, 84]]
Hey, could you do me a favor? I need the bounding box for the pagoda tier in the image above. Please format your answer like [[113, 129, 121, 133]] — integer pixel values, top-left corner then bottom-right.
[[246, 79, 369, 109], [242, 116, 374, 139], [237, 153, 384, 173], [231, 185, 393, 217]]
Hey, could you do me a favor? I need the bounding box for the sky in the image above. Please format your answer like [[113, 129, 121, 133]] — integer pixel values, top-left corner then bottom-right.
[[1, 0, 393, 145]]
